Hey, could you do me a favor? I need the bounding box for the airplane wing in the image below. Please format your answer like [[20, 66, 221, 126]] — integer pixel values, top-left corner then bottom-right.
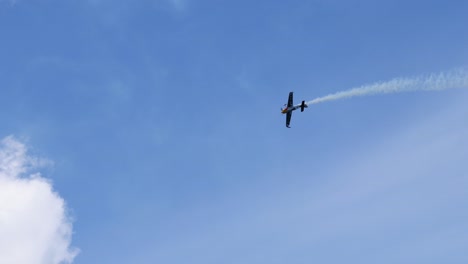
[[286, 112, 292, 128], [288, 92, 293, 107]]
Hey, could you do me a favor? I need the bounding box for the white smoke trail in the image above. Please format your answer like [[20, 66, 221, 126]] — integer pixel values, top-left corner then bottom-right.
[[307, 68, 468, 105]]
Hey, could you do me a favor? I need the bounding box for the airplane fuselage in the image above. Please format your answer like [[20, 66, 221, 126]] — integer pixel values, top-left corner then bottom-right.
[[281, 104, 302, 114], [281, 92, 308, 127]]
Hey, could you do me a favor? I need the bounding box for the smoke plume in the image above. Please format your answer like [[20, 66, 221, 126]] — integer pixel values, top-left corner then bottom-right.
[[307, 68, 468, 105]]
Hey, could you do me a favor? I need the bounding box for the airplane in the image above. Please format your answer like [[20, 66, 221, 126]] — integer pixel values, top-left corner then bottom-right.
[[281, 92, 308, 128]]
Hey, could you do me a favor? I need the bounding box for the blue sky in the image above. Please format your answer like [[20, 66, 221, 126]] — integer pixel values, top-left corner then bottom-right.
[[1, 0, 468, 263]]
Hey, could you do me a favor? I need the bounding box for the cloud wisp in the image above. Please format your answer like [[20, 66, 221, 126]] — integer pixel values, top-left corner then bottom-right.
[[307, 68, 468, 105], [0, 136, 79, 264], [150, 93, 468, 263]]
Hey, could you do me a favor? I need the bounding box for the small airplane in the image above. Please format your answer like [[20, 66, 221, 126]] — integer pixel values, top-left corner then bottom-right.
[[281, 92, 308, 128]]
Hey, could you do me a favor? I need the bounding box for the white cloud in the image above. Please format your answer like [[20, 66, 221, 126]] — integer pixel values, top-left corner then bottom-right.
[[0, 136, 78, 264]]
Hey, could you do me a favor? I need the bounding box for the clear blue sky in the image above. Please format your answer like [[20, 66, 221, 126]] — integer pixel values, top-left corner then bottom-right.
[[1, 0, 468, 263]]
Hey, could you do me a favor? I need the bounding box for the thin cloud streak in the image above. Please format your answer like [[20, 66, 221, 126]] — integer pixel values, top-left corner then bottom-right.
[[148, 95, 468, 263]]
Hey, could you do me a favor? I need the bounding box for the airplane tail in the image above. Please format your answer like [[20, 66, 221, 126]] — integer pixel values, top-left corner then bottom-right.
[[300, 100, 308, 112]]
